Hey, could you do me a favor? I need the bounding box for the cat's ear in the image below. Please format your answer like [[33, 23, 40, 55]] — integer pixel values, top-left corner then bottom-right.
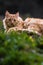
[[5, 11, 10, 17], [15, 12, 19, 17]]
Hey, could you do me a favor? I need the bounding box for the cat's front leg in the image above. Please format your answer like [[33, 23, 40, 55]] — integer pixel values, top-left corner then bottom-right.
[[7, 27, 17, 33]]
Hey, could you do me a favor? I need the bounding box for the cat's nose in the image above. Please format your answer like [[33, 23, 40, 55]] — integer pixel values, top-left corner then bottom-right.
[[12, 21, 14, 24]]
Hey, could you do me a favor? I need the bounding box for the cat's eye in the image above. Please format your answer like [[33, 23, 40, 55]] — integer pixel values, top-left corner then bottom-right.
[[9, 19, 11, 21], [14, 19, 16, 21]]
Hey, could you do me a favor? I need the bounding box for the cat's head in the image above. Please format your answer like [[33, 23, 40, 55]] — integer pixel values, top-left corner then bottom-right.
[[3, 11, 23, 30], [5, 11, 20, 26]]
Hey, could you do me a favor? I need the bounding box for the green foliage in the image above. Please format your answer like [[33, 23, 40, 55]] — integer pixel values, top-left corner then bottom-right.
[[0, 21, 43, 65]]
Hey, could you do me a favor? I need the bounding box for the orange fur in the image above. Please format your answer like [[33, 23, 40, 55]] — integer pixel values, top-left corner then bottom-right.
[[24, 17, 43, 35]]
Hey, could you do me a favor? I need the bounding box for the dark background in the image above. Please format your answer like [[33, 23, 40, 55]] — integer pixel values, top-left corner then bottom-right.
[[0, 0, 43, 18]]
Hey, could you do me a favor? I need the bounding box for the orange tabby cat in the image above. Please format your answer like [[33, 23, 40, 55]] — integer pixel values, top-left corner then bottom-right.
[[3, 11, 43, 35], [3, 11, 24, 32]]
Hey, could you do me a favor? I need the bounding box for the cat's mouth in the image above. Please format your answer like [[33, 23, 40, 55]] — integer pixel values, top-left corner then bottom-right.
[[7, 22, 18, 28], [7, 23, 14, 28]]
